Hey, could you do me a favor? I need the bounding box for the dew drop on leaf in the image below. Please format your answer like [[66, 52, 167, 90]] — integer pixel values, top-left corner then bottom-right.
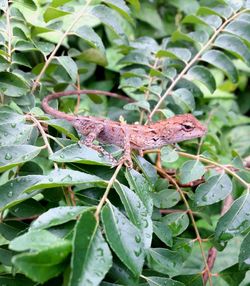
[[11, 123, 16, 128], [135, 234, 141, 243], [134, 248, 142, 257], [62, 175, 72, 182], [5, 153, 12, 160], [97, 248, 104, 257], [7, 191, 13, 198]]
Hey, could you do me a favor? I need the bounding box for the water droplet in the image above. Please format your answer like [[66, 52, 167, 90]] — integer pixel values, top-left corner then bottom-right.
[[134, 248, 142, 257], [62, 175, 72, 182], [97, 248, 104, 257], [135, 234, 141, 243], [202, 196, 208, 202], [86, 279, 93, 286], [48, 178, 53, 182], [136, 201, 141, 208], [4, 131, 8, 136], [14, 207, 19, 213], [8, 191, 13, 198], [142, 219, 149, 228], [11, 123, 16, 128], [60, 154, 64, 159], [10, 182, 14, 187], [5, 153, 12, 160]]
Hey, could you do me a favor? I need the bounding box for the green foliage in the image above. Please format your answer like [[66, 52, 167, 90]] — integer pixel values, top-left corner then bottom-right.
[[0, 0, 250, 285]]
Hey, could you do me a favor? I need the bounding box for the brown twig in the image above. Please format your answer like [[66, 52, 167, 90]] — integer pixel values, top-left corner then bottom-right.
[[202, 195, 234, 284]]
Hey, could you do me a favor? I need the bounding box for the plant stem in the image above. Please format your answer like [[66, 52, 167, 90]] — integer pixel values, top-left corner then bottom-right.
[[148, 8, 249, 121], [31, 0, 93, 92], [94, 163, 123, 221]]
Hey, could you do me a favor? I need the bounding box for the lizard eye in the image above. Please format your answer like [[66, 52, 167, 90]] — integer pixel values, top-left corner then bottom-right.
[[181, 121, 195, 132]]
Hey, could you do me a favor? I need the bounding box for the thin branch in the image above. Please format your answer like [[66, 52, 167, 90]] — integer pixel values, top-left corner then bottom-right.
[[26, 114, 58, 169], [5, 1, 12, 66], [156, 165, 213, 286], [94, 163, 123, 221], [148, 8, 248, 121], [178, 151, 250, 190], [31, 0, 93, 92], [203, 195, 234, 284]]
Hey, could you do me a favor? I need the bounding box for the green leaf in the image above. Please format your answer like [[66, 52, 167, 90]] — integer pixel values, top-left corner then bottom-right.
[[201, 50, 238, 83], [0, 169, 106, 210], [225, 20, 250, 43], [153, 222, 173, 247], [187, 66, 216, 93], [146, 248, 183, 276], [0, 275, 34, 286], [197, 5, 233, 18], [162, 213, 189, 237], [156, 48, 192, 63], [136, 2, 164, 31], [214, 34, 250, 66], [0, 145, 41, 172], [172, 88, 195, 112], [239, 232, 250, 270], [14, 0, 37, 11], [220, 264, 246, 286], [69, 210, 112, 286], [0, 72, 29, 97], [30, 206, 91, 230], [101, 202, 144, 276], [0, 0, 7, 11], [152, 189, 180, 209], [195, 174, 233, 206], [0, 122, 37, 146], [0, 111, 24, 124], [179, 160, 205, 184], [102, 0, 133, 24], [133, 156, 158, 185], [114, 182, 153, 248], [43, 6, 70, 22], [12, 53, 31, 68], [146, 276, 185, 286], [91, 5, 123, 37], [12, 240, 71, 283], [9, 230, 61, 251], [127, 0, 140, 11], [123, 100, 150, 112], [182, 14, 210, 26], [46, 119, 78, 140], [49, 143, 113, 166], [126, 168, 153, 214], [51, 0, 73, 7], [161, 146, 179, 163], [76, 48, 108, 66], [56, 56, 78, 83], [215, 194, 250, 241], [75, 25, 105, 53]]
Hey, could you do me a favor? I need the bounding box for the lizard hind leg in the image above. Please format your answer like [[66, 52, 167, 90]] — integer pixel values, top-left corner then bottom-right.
[[80, 123, 118, 166], [116, 125, 133, 169]]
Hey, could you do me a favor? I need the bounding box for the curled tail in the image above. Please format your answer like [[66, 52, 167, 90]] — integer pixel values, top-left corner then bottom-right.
[[42, 89, 132, 121]]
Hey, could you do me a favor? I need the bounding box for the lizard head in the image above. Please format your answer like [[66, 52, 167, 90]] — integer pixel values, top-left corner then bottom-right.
[[161, 114, 207, 144]]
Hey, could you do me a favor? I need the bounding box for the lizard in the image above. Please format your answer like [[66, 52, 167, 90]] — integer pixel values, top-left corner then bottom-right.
[[41, 89, 207, 168]]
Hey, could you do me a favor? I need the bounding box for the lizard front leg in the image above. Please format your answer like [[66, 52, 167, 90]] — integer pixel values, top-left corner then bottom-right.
[[117, 126, 133, 168], [80, 123, 118, 166]]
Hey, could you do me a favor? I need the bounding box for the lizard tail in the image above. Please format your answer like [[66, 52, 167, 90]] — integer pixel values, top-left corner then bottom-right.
[[42, 89, 132, 121]]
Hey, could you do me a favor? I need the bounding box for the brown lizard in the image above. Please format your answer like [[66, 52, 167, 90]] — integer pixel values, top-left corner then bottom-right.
[[42, 89, 207, 167]]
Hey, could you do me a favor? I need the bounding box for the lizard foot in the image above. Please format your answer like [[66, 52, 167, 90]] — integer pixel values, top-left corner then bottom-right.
[[116, 155, 133, 169]]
